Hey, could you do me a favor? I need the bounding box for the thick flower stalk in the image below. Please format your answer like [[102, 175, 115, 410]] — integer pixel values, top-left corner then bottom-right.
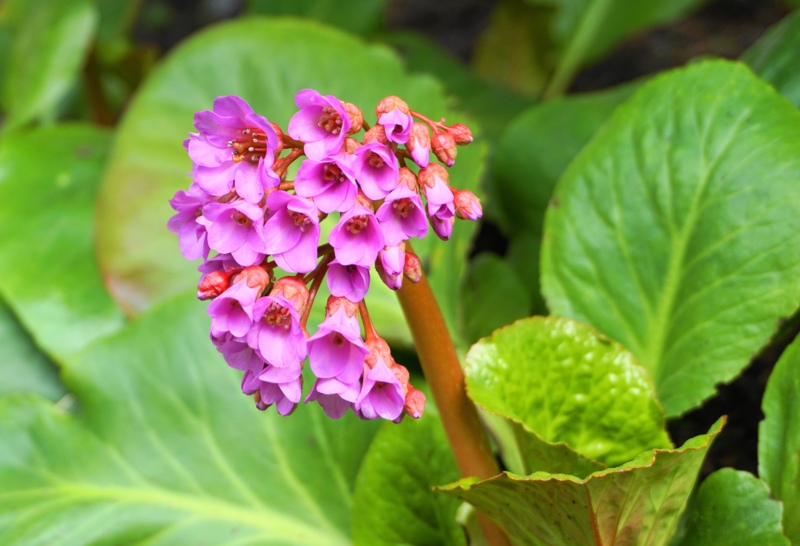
[[169, 91, 479, 422]]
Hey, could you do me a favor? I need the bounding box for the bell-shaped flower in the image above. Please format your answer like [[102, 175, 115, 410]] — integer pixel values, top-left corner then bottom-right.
[[247, 295, 307, 368], [305, 377, 361, 419], [329, 203, 385, 267], [355, 360, 405, 421], [353, 142, 399, 200], [294, 153, 358, 213], [375, 96, 412, 144], [376, 181, 428, 246], [168, 184, 212, 261], [263, 191, 321, 274], [206, 277, 263, 339], [198, 199, 268, 266], [327, 259, 370, 302], [288, 89, 351, 161], [308, 298, 368, 385]]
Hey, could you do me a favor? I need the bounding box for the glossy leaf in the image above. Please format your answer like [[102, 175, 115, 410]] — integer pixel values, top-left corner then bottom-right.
[[677, 469, 789, 546], [244, 0, 389, 35], [0, 293, 379, 545], [466, 316, 671, 468], [352, 414, 465, 546], [0, 299, 64, 401], [541, 60, 800, 416], [440, 419, 723, 546], [2, 0, 97, 127], [95, 18, 485, 347], [0, 125, 126, 362], [458, 253, 531, 344], [742, 10, 800, 108], [759, 333, 800, 543]]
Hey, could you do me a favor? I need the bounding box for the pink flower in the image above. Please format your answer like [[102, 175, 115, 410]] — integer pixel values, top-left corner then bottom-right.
[[355, 361, 405, 421], [376, 182, 428, 246], [247, 295, 307, 368], [305, 377, 361, 419], [242, 365, 303, 416], [186, 95, 280, 203], [327, 260, 370, 302], [167, 184, 212, 261], [308, 299, 368, 385], [263, 191, 321, 274], [406, 122, 430, 168], [212, 333, 264, 371], [353, 142, 399, 200], [198, 199, 268, 266], [206, 277, 263, 339], [419, 164, 455, 241], [294, 153, 358, 213], [329, 204, 385, 267], [288, 89, 351, 161], [375, 96, 412, 144], [377, 244, 405, 290]]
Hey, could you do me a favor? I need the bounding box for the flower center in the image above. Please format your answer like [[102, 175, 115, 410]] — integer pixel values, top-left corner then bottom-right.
[[367, 152, 385, 169], [229, 127, 269, 164], [231, 211, 252, 227], [289, 211, 312, 232], [318, 106, 343, 135], [393, 197, 413, 218], [323, 163, 344, 182], [345, 214, 369, 235], [264, 303, 292, 329], [331, 332, 345, 348]]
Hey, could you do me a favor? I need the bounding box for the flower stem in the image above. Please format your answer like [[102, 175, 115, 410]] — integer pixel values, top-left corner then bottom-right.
[[396, 244, 509, 546]]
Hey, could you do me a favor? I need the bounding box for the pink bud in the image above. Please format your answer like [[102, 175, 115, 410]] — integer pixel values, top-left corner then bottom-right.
[[418, 163, 449, 190], [365, 336, 394, 369], [406, 122, 431, 168], [376, 96, 409, 117], [398, 167, 418, 192], [431, 132, 457, 166], [235, 265, 272, 290], [447, 123, 473, 145], [404, 385, 426, 418], [453, 189, 483, 221]]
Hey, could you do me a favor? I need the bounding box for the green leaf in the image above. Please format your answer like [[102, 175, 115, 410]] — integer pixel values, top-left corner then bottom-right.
[[676, 469, 789, 546], [530, 0, 708, 97], [2, 0, 98, 128], [742, 10, 800, 108], [458, 253, 531, 344], [465, 316, 671, 468], [493, 81, 637, 236], [0, 298, 64, 401], [759, 333, 800, 543], [243, 0, 389, 35], [440, 419, 724, 546], [0, 293, 379, 545], [0, 125, 126, 362], [95, 18, 485, 347], [541, 60, 800, 417], [352, 414, 466, 546]]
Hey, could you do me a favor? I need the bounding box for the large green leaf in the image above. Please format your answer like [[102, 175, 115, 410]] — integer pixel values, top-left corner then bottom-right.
[[742, 10, 800, 109], [95, 17, 485, 347], [465, 316, 671, 468], [243, 0, 388, 35], [759, 333, 800, 543], [528, 0, 707, 97], [541, 60, 800, 417], [676, 469, 789, 546], [2, 0, 97, 127], [440, 419, 723, 546], [0, 299, 64, 401], [352, 413, 465, 546], [0, 292, 379, 545], [0, 125, 126, 362]]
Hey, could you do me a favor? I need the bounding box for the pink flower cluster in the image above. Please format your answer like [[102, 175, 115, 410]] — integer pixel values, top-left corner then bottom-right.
[[168, 91, 480, 421]]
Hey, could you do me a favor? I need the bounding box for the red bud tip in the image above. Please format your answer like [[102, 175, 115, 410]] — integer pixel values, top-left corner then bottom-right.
[[376, 96, 409, 117], [269, 276, 310, 314], [363, 125, 388, 145], [325, 295, 359, 318], [418, 163, 450, 189], [398, 167, 418, 191], [431, 132, 457, 166], [447, 123, 473, 145], [197, 268, 240, 300], [404, 386, 426, 418], [343, 102, 363, 134], [403, 252, 422, 283]]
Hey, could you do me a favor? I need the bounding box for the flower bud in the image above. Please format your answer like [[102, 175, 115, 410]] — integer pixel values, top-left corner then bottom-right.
[[197, 268, 240, 300], [376, 96, 409, 117], [431, 132, 457, 166], [392, 363, 410, 388], [447, 123, 473, 145], [453, 189, 483, 221], [343, 102, 363, 134], [403, 385, 426, 419], [324, 294, 359, 319], [364, 336, 394, 369], [403, 252, 422, 283], [234, 265, 272, 290], [343, 137, 361, 154], [363, 125, 388, 145], [398, 166, 419, 192], [418, 162, 449, 190], [269, 276, 309, 315], [406, 122, 431, 168]]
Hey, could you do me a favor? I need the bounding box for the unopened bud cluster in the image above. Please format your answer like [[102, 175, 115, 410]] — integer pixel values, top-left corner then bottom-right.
[[168, 90, 480, 421]]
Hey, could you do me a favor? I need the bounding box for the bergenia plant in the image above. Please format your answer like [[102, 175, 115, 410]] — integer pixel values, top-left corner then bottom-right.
[[1, 2, 799, 546]]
